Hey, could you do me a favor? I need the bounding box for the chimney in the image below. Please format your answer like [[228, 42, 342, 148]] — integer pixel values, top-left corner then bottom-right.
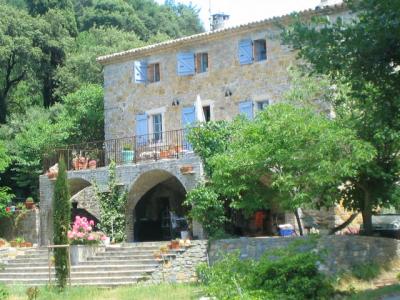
[[211, 13, 230, 31]]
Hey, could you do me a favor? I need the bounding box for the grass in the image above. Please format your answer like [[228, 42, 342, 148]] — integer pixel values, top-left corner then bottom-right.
[[345, 284, 400, 300], [6, 283, 202, 300]]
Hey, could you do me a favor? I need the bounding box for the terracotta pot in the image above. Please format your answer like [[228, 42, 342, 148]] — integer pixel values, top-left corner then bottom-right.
[[171, 240, 180, 249], [160, 150, 169, 159], [10, 241, 18, 247], [72, 158, 79, 170], [24, 242, 33, 247], [180, 165, 194, 174], [25, 201, 34, 210], [47, 171, 57, 179], [0, 240, 5, 247], [78, 157, 88, 170], [88, 160, 97, 169]]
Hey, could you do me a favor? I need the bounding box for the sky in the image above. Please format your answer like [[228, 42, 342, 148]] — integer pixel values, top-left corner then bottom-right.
[[155, 0, 342, 30]]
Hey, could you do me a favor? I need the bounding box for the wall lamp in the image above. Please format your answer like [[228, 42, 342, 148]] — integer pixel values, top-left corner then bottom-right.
[[225, 88, 232, 97], [172, 99, 180, 106]]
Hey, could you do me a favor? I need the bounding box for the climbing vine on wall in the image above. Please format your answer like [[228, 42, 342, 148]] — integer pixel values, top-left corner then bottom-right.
[[93, 161, 127, 242]]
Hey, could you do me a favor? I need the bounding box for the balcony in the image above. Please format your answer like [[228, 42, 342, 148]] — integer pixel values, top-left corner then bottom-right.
[[43, 129, 193, 172]]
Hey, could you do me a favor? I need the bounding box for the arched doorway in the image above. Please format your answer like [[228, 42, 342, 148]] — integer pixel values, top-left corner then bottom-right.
[[127, 170, 189, 242]]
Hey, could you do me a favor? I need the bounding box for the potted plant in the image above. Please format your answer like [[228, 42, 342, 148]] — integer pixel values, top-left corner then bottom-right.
[[122, 145, 135, 163], [170, 239, 180, 250], [15, 237, 25, 247], [88, 150, 98, 169], [10, 240, 18, 247], [0, 239, 6, 247], [25, 197, 35, 210]]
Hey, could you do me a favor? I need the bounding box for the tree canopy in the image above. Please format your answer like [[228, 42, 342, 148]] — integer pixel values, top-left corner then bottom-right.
[[282, 0, 400, 233]]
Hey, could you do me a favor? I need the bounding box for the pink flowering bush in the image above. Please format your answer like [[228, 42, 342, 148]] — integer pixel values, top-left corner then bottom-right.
[[68, 216, 107, 245]]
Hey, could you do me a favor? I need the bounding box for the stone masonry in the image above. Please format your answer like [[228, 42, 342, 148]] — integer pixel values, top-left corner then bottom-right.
[[39, 154, 204, 245]]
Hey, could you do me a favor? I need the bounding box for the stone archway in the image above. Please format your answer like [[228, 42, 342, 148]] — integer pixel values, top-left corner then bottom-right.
[[126, 169, 189, 242]]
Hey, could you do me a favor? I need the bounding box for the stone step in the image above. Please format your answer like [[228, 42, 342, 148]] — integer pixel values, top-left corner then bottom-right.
[[89, 253, 156, 259], [99, 250, 160, 256], [81, 258, 161, 265], [105, 246, 163, 251], [0, 269, 155, 279], [3, 264, 159, 272]]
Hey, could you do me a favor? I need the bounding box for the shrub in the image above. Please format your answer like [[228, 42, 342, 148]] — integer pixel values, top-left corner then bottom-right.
[[198, 238, 334, 300], [53, 157, 71, 288], [351, 262, 381, 281]]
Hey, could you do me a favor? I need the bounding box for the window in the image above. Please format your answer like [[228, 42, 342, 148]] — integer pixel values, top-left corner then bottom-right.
[[203, 105, 211, 122], [257, 100, 269, 111], [152, 113, 163, 142], [238, 38, 267, 65], [147, 63, 160, 83], [196, 53, 208, 73], [254, 39, 267, 62]]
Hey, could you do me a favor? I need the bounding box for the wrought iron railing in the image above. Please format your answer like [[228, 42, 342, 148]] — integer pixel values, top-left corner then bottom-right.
[[43, 129, 192, 172]]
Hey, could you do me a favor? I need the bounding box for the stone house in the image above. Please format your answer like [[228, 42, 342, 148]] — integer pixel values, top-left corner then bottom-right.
[[39, 3, 352, 245]]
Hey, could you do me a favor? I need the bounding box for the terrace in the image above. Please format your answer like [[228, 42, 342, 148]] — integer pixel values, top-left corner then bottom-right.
[[43, 128, 193, 172]]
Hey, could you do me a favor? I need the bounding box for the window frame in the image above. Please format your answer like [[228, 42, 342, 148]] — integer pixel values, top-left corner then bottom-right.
[[147, 62, 161, 83], [253, 39, 267, 62], [146, 107, 166, 144], [196, 52, 209, 74]]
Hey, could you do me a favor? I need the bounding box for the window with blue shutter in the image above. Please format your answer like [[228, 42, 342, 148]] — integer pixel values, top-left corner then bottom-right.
[[182, 106, 196, 150], [136, 113, 148, 146], [134, 61, 147, 83], [238, 39, 253, 65], [239, 101, 254, 119], [177, 52, 195, 76]]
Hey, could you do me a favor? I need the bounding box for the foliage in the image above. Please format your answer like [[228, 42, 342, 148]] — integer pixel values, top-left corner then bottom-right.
[[350, 262, 381, 281], [198, 238, 334, 300], [184, 185, 227, 237], [52, 158, 71, 289], [282, 0, 400, 233], [94, 161, 127, 242], [59, 84, 104, 143], [188, 121, 234, 177], [0, 4, 43, 123], [0, 142, 12, 218], [54, 28, 143, 97], [68, 215, 107, 245], [210, 103, 374, 214], [0, 105, 68, 196]]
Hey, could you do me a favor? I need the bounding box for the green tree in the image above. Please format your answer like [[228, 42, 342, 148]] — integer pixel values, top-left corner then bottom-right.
[[0, 4, 43, 123], [0, 142, 13, 218], [282, 0, 400, 233], [54, 28, 143, 97], [53, 157, 71, 288], [94, 161, 127, 242]]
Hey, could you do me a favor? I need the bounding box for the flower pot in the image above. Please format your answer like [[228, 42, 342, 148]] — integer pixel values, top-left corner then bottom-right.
[[70, 245, 101, 265], [180, 165, 194, 174], [78, 157, 88, 170], [122, 150, 134, 163], [25, 201, 34, 210], [10, 241, 18, 247], [88, 160, 97, 169], [0, 240, 5, 247], [24, 242, 33, 247], [160, 150, 169, 159]]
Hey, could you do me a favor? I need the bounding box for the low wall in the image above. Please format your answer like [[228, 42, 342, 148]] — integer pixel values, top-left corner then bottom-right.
[[150, 240, 208, 283], [0, 209, 40, 244], [209, 236, 400, 274]]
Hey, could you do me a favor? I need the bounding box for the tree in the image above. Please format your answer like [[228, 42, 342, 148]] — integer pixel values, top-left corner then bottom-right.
[[0, 142, 13, 218], [54, 28, 144, 97], [53, 157, 71, 289], [93, 161, 127, 242], [0, 4, 43, 123], [282, 0, 400, 234]]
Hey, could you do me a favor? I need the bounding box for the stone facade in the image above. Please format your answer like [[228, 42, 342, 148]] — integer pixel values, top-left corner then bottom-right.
[[150, 240, 208, 283], [99, 6, 350, 140], [208, 236, 400, 274], [39, 154, 204, 245]]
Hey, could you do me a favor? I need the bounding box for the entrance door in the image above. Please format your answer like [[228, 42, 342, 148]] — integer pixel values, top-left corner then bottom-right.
[[181, 106, 196, 150]]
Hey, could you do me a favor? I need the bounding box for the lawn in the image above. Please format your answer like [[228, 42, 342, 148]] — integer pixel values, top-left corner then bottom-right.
[[6, 284, 202, 300]]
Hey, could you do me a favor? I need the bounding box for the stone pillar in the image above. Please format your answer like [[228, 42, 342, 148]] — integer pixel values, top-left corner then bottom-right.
[[39, 175, 55, 246]]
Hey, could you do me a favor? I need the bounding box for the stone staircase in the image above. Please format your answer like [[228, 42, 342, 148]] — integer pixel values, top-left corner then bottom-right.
[[0, 242, 170, 286]]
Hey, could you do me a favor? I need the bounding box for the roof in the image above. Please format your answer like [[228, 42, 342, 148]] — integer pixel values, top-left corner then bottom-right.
[[97, 3, 346, 65]]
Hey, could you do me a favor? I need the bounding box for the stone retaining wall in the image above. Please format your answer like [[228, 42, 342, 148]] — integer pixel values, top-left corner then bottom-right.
[[209, 236, 400, 274], [150, 240, 208, 283], [0, 209, 40, 244]]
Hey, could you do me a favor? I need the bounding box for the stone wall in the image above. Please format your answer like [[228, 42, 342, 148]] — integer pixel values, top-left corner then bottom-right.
[[209, 236, 400, 274], [0, 209, 40, 244], [150, 240, 208, 283], [39, 154, 204, 245]]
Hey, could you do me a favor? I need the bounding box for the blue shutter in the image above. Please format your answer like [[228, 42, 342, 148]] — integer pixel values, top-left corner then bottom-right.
[[136, 113, 148, 146], [134, 61, 147, 83], [238, 39, 253, 65], [177, 52, 195, 76], [182, 106, 196, 150], [239, 101, 254, 119]]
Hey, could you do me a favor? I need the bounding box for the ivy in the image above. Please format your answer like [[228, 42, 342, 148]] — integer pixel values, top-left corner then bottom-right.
[[94, 161, 127, 243]]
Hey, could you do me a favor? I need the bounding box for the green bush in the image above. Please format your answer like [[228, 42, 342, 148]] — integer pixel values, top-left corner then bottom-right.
[[0, 284, 9, 300], [351, 262, 381, 281], [198, 238, 334, 300]]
